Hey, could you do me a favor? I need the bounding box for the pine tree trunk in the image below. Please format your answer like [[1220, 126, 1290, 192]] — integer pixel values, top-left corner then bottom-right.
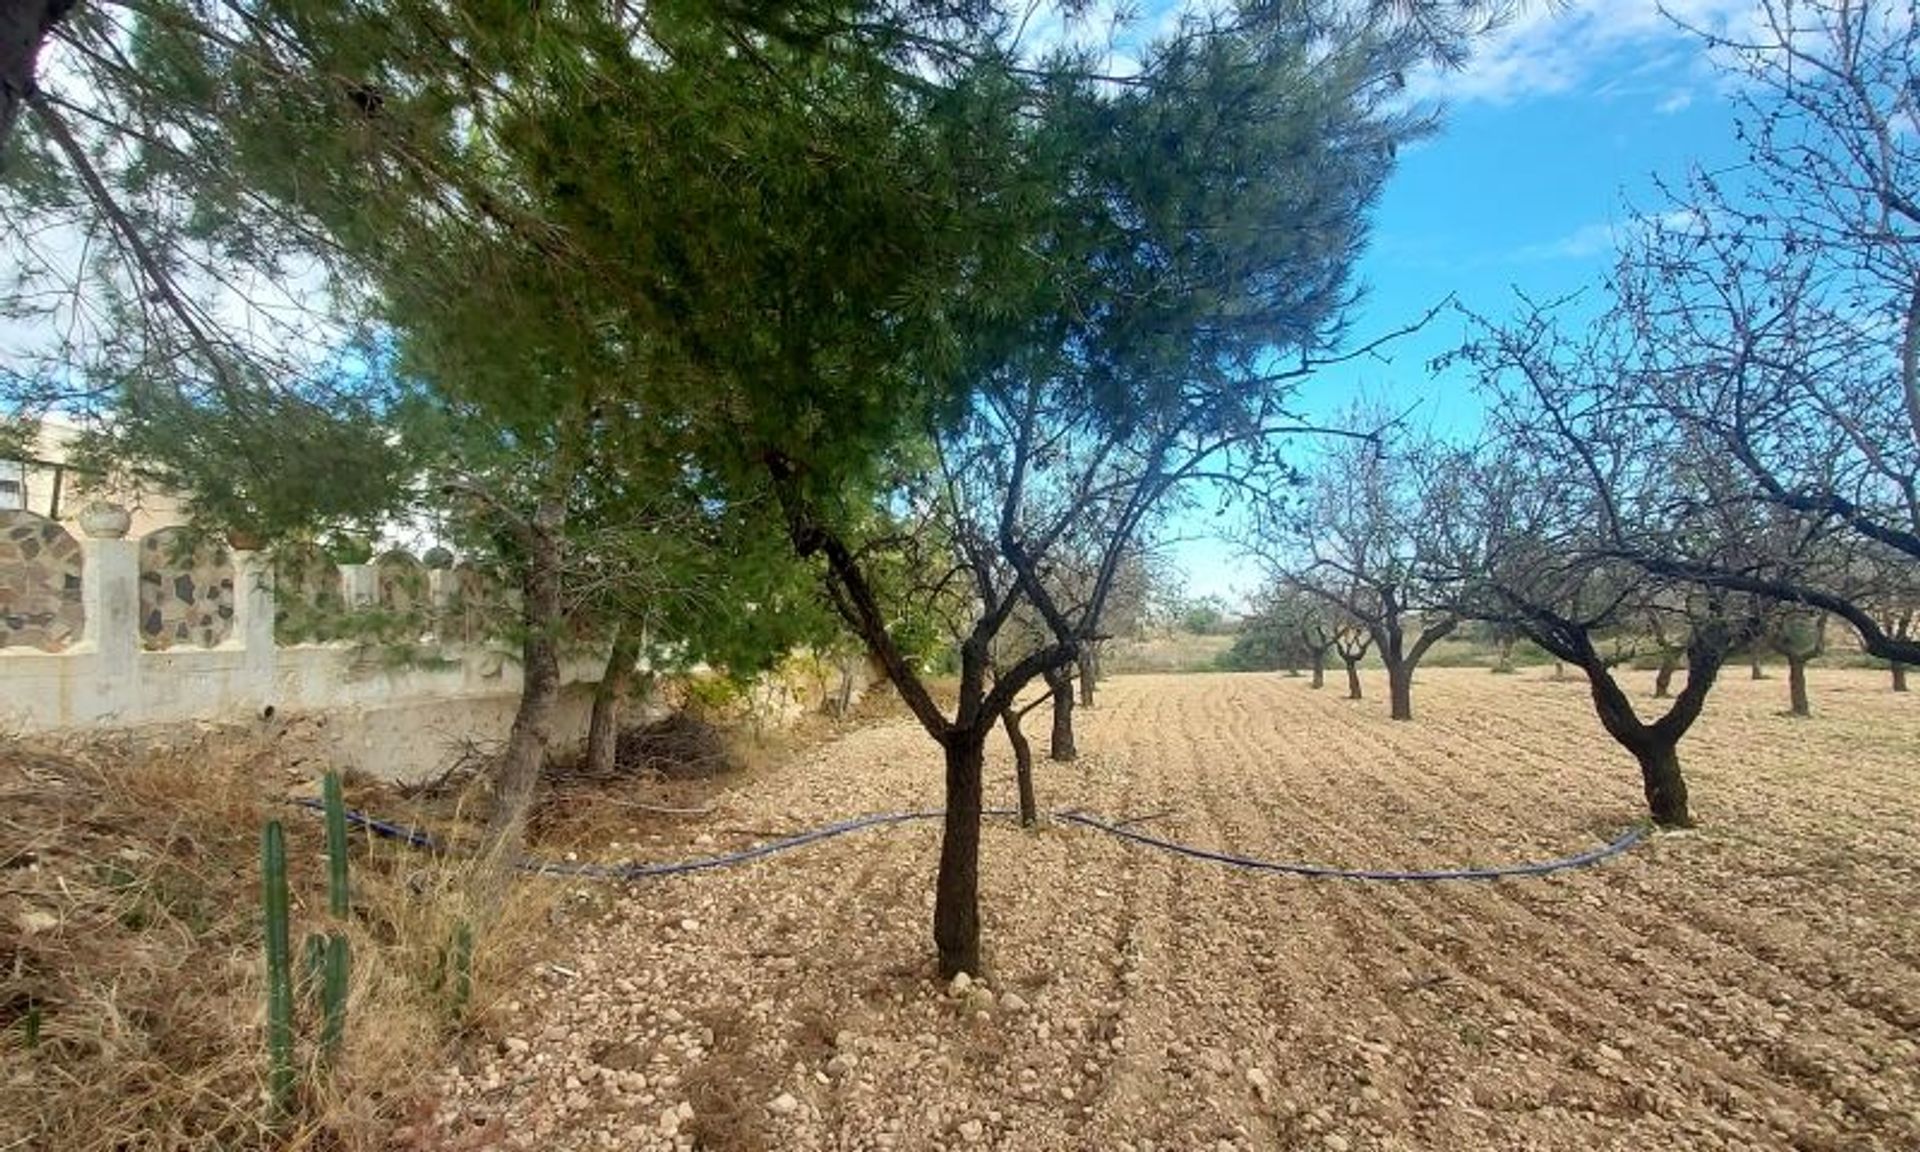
[[934, 731, 987, 978], [586, 624, 640, 775], [1077, 649, 1096, 707], [1787, 655, 1811, 716], [1001, 708, 1036, 828], [1386, 661, 1413, 721], [1045, 667, 1077, 762], [1343, 658, 1363, 700], [1894, 662, 1910, 693], [0, 0, 70, 163], [1310, 652, 1325, 689], [474, 510, 565, 915], [1653, 655, 1677, 699]]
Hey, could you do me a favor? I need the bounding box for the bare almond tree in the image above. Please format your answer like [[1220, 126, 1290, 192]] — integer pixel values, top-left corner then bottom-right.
[[1600, 0, 1920, 663], [1244, 407, 1458, 720]]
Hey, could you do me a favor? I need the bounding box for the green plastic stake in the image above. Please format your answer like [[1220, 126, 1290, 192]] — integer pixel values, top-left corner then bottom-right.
[[320, 932, 350, 1059], [303, 932, 327, 1001], [318, 772, 352, 1062], [261, 819, 295, 1119], [322, 772, 350, 919]]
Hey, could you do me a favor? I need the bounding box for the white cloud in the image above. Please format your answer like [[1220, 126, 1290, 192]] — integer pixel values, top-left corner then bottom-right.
[[1655, 87, 1695, 114], [1407, 0, 1763, 107], [1508, 207, 1715, 263], [1511, 220, 1621, 262]]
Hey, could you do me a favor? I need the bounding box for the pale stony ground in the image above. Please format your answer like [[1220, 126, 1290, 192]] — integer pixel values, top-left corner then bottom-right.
[[418, 668, 1919, 1152]]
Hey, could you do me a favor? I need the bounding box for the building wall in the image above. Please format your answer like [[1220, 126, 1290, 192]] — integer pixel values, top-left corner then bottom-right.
[[0, 421, 188, 539]]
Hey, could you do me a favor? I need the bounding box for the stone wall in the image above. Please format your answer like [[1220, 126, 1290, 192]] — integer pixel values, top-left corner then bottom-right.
[[0, 523, 591, 781], [0, 511, 85, 651], [137, 528, 235, 650], [1, 519, 876, 781]]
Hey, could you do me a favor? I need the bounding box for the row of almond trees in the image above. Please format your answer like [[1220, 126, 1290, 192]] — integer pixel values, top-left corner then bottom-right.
[[1230, 4, 1919, 832]]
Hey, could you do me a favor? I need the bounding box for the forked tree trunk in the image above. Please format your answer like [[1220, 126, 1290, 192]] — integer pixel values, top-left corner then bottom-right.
[[1044, 666, 1076, 762], [1577, 644, 1726, 829], [934, 729, 988, 978], [1343, 658, 1363, 700], [1786, 656, 1811, 717], [1590, 681, 1692, 827], [586, 624, 640, 775], [1894, 662, 1910, 692], [1653, 654, 1677, 699], [1077, 649, 1096, 707], [1001, 707, 1036, 828], [1377, 617, 1452, 721]]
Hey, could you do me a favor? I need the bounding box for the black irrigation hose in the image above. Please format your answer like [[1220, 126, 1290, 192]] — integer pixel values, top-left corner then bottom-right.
[[296, 799, 1647, 883]]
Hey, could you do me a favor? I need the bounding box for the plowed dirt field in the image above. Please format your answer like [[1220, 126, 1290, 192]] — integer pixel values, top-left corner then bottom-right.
[[427, 667, 1919, 1152]]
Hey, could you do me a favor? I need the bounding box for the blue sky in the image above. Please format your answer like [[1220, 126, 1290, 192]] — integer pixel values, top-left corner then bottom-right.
[[1171, 0, 1759, 606]]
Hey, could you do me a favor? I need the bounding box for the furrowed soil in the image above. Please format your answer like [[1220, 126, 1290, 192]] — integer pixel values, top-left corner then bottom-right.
[[423, 668, 1919, 1152]]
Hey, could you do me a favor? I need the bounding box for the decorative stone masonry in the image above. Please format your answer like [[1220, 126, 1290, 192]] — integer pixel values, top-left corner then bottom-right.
[[450, 562, 509, 646], [270, 542, 347, 643], [0, 511, 85, 651], [137, 527, 236, 650], [376, 550, 428, 616]]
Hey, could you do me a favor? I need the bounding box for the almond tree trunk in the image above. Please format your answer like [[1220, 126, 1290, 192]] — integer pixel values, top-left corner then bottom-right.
[[1586, 668, 1694, 826], [1044, 665, 1076, 762], [1653, 654, 1677, 699], [1786, 655, 1811, 717], [934, 728, 988, 978], [1627, 735, 1689, 828], [1343, 658, 1363, 700], [1894, 661, 1910, 692], [1573, 636, 1731, 828], [1309, 650, 1326, 688], [1001, 706, 1036, 828], [1077, 648, 1096, 707], [1386, 662, 1413, 720]]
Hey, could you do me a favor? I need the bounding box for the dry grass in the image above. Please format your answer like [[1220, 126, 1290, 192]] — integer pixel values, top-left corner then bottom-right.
[[1103, 630, 1235, 674], [0, 728, 558, 1152]]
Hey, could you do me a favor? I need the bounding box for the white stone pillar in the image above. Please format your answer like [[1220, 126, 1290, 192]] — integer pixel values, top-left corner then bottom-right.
[[339, 563, 377, 610], [231, 550, 277, 704], [77, 536, 138, 720]]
